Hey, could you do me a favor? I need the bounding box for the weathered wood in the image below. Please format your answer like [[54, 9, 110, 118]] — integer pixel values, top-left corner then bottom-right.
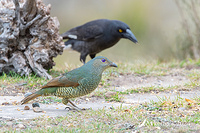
[[0, 0, 64, 79]]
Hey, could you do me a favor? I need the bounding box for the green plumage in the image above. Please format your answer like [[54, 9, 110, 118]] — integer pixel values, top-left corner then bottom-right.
[[21, 56, 117, 110]]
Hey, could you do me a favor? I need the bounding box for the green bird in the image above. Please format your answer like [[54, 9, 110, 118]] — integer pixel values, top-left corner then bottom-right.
[[21, 56, 117, 110]]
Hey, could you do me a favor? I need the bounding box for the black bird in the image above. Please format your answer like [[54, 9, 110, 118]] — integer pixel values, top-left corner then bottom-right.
[[61, 19, 138, 63]]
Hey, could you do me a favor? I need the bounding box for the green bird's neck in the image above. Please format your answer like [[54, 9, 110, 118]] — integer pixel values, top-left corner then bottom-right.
[[82, 61, 105, 77]]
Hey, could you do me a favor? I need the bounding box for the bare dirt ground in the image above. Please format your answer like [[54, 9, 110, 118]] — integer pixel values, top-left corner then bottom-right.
[[111, 74, 189, 90], [1, 73, 199, 120]]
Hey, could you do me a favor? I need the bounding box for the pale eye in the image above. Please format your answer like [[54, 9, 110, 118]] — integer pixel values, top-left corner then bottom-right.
[[102, 59, 106, 62]]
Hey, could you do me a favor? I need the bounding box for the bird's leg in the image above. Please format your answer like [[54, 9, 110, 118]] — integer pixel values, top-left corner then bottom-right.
[[89, 54, 96, 59], [65, 103, 81, 112], [62, 98, 81, 111], [68, 100, 82, 111], [80, 53, 87, 64]]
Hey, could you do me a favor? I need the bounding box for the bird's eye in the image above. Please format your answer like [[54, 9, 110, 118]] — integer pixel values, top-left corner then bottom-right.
[[118, 29, 123, 33], [102, 59, 106, 62]]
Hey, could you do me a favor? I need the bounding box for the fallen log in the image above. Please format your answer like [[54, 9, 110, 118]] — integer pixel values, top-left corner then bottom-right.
[[0, 0, 64, 79]]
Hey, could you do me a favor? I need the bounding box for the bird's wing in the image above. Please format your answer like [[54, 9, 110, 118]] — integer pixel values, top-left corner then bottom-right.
[[63, 25, 103, 41], [81, 25, 103, 41], [41, 75, 79, 89]]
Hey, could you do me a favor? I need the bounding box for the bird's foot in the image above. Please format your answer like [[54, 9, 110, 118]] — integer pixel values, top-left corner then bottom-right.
[[64, 100, 91, 111], [64, 105, 81, 112], [65, 106, 73, 111], [81, 107, 91, 110], [64, 106, 91, 111]]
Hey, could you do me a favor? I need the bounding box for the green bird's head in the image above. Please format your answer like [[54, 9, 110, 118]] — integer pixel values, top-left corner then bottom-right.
[[85, 56, 117, 73]]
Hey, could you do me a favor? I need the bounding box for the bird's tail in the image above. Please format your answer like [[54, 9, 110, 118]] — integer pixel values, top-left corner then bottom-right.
[[21, 87, 58, 105], [21, 93, 41, 105]]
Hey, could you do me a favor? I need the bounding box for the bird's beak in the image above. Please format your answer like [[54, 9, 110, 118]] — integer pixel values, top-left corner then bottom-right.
[[110, 62, 118, 67], [124, 29, 138, 43]]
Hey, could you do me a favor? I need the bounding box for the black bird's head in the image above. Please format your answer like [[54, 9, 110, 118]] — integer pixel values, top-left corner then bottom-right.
[[111, 20, 138, 43]]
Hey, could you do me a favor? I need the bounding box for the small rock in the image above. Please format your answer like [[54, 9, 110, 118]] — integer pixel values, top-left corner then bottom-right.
[[155, 126, 161, 130], [17, 124, 25, 129], [110, 107, 114, 109], [86, 98, 90, 101], [6, 121, 13, 126], [33, 107, 43, 113], [124, 123, 134, 129], [2, 102, 10, 105], [105, 91, 117, 98], [42, 111, 46, 113], [124, 109, 132, 113], [11, 101, 17, 105], [32, 102, 40, 108], [24, 106, 30, 110]]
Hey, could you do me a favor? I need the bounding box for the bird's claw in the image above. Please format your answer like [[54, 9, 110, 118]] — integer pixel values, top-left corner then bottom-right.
[[64, 105, 81, 112], [65, 106, 71, 110], [64, 106, 90, 111], [81, 107, 91, 110]]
